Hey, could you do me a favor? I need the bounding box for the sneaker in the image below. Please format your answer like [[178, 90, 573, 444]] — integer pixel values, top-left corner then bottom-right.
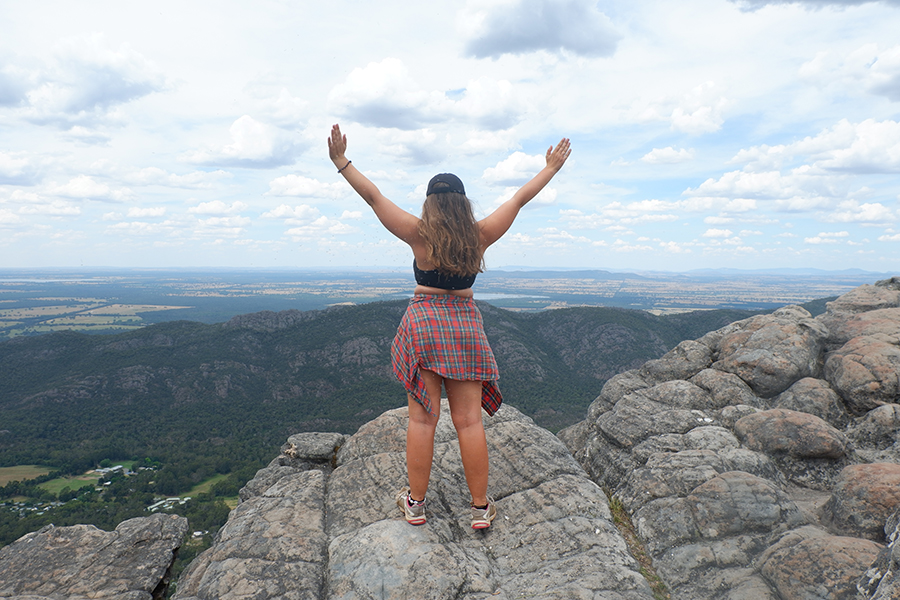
[[470, 497, 496, 529], [396, 487, 426, 525]]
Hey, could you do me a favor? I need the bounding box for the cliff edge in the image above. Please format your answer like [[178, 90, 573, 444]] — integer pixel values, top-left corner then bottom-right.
[[559, 276, 900, 599], [174, 403, 655, 599]]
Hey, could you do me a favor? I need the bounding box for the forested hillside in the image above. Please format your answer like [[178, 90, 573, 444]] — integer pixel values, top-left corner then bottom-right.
[[0, 298, 817, 553], [0, 300, 766, 473]]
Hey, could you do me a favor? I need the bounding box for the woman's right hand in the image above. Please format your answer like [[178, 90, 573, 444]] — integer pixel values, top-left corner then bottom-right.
[[545, 137, 572, 173], [328, 124, 348, 164]]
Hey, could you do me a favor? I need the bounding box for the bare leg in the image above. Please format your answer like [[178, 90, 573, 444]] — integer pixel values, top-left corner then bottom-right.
[[406, 369, 442, 502], [445, 378, 489, 507]]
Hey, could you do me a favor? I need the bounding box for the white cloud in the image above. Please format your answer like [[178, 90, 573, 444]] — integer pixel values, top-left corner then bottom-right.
[[689, 119, 900, 223], [285, 216, 358, 238], [490, 185, 558, 208], [460, 0, 621, 58], [327, 58, 525, 131], [878, 232, 900, 241], [639, 82, 729, 135], [731, 0, 900, 10], [3, 2, 900, 271], [106, 220, 179, 236], [197, 216, 251, 229], [659, 240, 691, 253], [188, 200, 248, 215], [703, 228, 734, 238], [501, 227, 593, 248], [722, 198, 758, 212], [266, 175, 346, 198], [244, 77, 310, 126], [127, 207, 166, 218], [456, 130, 519, 154], [611, 238, 654, 252], [262, 204, 321, 222], [262, 204, 359, 237], [63, 125, 112, 145], [670, 83, 729, 134], [641, 147, 695, 164], [18, 33, 168, 129], [0, 151, 41, 185], [0, 208, 23, 226], [18, 200, 81, 216], [328, 58, 446, 130], [377, 128, 448, 164], [184, 115, 303, 168], [0, 63, 29, 107], [482, 151, 546, 184], [50, 175, 134, 202], [821, 200, 897, 224], [733, 119, 900, 174], [127, 168, 232, 189], [455, 77, 527, 129], [804, 231, 850, 244], [560, 200, 682, 229], [814, 119, 900, 173]]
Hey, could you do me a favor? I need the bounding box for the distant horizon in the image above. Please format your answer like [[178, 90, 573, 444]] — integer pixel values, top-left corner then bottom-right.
[[0, 265, 896, 277]]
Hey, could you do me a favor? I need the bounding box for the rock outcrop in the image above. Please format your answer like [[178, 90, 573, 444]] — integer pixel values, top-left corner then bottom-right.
[[560, 276, 900, 599], [0, 513, 188, 600], [4, 277, 900, 600], [174, 405, 656, 600]]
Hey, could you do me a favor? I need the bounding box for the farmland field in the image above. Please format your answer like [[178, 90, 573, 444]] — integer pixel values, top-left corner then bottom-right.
[[38, 473, 101, 495], [185, 473, 228, 497], [1, 267, 891, 340], [37, 462, 136, 495], [0, 465, 56, 486]]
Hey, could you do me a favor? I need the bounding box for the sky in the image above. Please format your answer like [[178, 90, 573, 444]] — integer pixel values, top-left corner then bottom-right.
[[1, 0, 899, 273]]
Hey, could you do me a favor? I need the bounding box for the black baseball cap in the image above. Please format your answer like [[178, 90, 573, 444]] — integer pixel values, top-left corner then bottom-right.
[[426, 173, 466, 196]]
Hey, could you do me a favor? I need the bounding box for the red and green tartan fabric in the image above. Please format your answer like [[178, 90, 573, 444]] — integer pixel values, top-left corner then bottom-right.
[[391, 294, 502, 416]]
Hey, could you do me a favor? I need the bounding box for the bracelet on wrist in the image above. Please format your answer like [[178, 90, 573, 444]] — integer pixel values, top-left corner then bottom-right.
[[337, 160, 352, 173]]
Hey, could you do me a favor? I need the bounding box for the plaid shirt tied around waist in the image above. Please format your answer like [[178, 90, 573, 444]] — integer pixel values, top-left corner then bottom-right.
[[391, 294, 502, 416]]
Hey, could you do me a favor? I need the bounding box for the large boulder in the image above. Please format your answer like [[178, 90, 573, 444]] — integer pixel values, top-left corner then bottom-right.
[[774, 377, 849, 427], [565, 279, 900, 600], [759, 526, 884, 600], [174, 402, 656, 600], [824, 463, 900, 541], [0, 513, 188, 600], [712, 306, 828, 398], [734, 408, 848, 459], [825, 335, 900, 414]]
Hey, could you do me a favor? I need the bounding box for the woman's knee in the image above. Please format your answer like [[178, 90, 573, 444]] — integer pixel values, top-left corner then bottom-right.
[[445, 379, 483, 430], [408, 396, 439, 429], [449, 403, 483, 432]]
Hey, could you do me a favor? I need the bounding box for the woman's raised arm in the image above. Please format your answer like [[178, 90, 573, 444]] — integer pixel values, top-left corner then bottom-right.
[[478, 137, 571, 249], [328, 124, 421, 244]]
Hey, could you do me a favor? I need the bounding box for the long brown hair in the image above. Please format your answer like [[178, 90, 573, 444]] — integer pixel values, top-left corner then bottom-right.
[[418, 188, 484, 276]]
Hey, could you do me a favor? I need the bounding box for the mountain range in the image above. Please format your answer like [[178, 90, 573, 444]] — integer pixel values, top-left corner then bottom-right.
[[0, 299, 797, 475]]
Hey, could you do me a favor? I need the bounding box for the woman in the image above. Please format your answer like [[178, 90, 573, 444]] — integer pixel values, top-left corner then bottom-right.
[[328, 124, 571, 529]]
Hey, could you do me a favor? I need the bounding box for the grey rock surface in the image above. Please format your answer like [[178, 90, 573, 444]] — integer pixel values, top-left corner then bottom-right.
[[567, 277, 900, 599], [175, 402, 655, 600], [858, 508, 900, 599], [0, 513, 188, 600]]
